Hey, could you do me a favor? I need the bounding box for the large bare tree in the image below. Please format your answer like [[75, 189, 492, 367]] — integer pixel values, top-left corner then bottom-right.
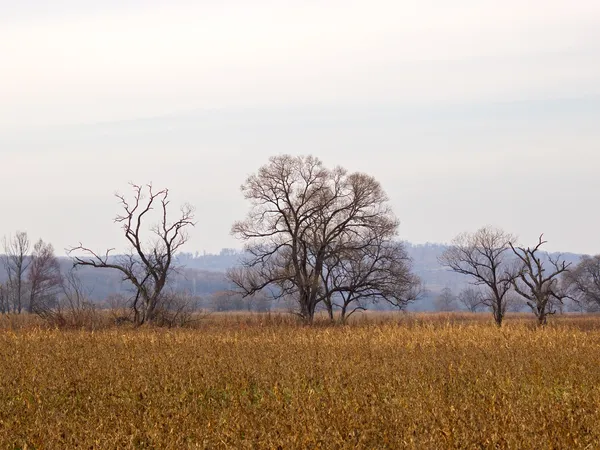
[[27, 239, 63, 314], [228, 155, 410, 323], [439, 226, 516, 326], [2, 231, 31, 314], [509, 235, 571, 326], [69, 183, 195, 325], [564, 255, 600, 311]]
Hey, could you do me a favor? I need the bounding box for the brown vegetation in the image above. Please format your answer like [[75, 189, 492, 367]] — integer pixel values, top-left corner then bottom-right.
[[1, 312, 600, 448]]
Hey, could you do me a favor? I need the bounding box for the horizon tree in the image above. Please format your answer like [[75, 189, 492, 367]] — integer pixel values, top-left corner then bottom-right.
[[228, 154, 416, 323], [439, 226, 516, 326], [509, 234, 571, 326], [69, 183, 195, 325], [27, 239, 63, 314], [457, 287, 484, 312], [564, 254, 600, 312], [434, 287, 458, 312], [321, 237, 421, 322], [2, 231, 31, 313], [0, 283, 7, 314]]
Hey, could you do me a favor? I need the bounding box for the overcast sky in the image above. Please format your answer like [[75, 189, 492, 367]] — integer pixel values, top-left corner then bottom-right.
[[1, 0, 599, 255]]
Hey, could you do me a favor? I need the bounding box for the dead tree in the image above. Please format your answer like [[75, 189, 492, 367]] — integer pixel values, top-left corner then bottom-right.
[[228, 155, 405, 324], [510, 235, 571, 326], [2, 231, 31, 314], [69, 183, 195, 325], [27, 239, 63, 314], [439, 226, 516, 326], [563, 255, 600, 312]]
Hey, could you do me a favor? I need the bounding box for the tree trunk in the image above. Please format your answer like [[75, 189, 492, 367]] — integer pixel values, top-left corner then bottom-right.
[[340, 305, 348, 324], [493, 299, 503, 327], [536, 303, 548, 327], [16, 278, 22, 314], [325, 300, 334, 322], [537, 313, 547, 327], [298, 291, 314, 324]]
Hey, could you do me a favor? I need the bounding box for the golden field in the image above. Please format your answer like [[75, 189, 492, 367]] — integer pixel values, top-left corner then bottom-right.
[[1, 313, 600, 449]]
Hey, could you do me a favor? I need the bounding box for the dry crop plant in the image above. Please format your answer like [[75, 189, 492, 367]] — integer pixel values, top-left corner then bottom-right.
[[1, 318, 600, 448]]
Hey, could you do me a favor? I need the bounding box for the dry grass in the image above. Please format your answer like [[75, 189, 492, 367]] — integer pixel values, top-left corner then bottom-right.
[[1, 313, 600, 448]]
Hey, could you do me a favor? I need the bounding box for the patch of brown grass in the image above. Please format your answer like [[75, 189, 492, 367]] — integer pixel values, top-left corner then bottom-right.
[[1, 314, 600, 448]]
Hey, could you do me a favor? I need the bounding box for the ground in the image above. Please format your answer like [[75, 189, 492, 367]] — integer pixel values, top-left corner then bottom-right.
[[1, 313, 599, 449]]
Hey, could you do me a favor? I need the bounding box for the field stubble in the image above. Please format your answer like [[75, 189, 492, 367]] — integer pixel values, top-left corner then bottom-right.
[[1, 313, 600, 449]]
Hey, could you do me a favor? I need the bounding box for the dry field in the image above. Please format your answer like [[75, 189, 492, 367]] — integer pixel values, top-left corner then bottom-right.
[[1, 313, 600, 449]]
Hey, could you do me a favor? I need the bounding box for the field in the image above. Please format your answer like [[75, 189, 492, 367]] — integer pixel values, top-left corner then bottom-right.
[[1, 313, 600, 449]]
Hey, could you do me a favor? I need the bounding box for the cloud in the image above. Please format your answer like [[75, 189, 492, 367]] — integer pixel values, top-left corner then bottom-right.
[[1, 0, 599, 129], [0, 0, 598, 255]]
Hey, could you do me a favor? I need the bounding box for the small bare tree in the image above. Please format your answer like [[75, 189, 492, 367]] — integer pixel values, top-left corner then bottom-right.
[[321, 239, 420, 322], [153, 290, 202, 328], [564, 255, 600, 312], [69, 183, 195, 326], [27, 239, 63, 314], [32, 269, 98, 328], [509, 235, 571, 326], [439, 226, 516, 326], [0, 283, 8, 314], [434, 287, 458, 312], [228, 155, 409, 324], [457, 287, 484, 312], [2, 231, 31, 313]]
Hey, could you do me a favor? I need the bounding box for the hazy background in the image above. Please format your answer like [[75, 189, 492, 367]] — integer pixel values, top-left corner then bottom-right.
[[1, 0, 599, 255]]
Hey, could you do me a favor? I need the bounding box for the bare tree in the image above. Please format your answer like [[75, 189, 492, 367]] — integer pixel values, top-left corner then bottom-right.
[[439, 226, 516, 326], [563, 255, 600, 312], [321, 238, 421, 322], [69, 183, 195, 325], [0, 283, 8, 314], [228, 155, 409, 323], [2, 231, 31, 314], [210, 290, 246, 312], [27, 239, 63, 314], [504, 294, 526, 313], [153, 290, 203, 328], [509, 235, 571, 326], [457, 287, 484, 312], [434, 287, 458, 312], [31, 268, 97, 328]]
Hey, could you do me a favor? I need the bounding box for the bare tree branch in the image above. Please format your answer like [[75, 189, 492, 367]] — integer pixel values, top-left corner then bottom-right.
[[439, 226, 516, 326], [68, 183, 195, 325], [228, 155, 418, 323], [509, 234, 571, 326]]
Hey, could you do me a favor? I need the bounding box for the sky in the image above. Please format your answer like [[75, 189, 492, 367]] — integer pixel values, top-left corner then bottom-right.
[[0, 0, 599, 256]]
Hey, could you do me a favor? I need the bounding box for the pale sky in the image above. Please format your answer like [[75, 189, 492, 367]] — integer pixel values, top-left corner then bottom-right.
[[1, 0, 599, 256]]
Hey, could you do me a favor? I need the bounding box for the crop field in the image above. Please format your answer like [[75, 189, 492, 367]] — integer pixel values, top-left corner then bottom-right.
[[1, 313, 600, 449]]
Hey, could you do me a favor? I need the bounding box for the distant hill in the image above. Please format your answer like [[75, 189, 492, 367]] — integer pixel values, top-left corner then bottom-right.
[[0, 243, 586, 311]]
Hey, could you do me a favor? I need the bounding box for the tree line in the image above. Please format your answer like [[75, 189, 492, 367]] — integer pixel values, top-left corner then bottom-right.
[[1, 154, 599, 326]]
